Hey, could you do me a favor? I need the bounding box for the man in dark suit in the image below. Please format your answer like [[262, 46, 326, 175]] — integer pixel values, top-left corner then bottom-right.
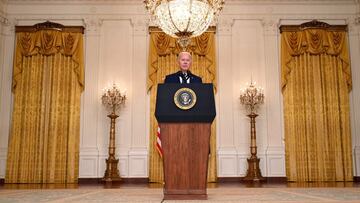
[[164, 51, 202, 84]]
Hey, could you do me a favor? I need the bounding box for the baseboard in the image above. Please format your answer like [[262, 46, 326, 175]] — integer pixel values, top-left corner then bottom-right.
[[78, 178, 149, 184], [216, 177, 242, 182], [263, 177, 288, 183], [217, 177, 287, 183], [81, 177, 287, 184], [77, 178, 102, 184], [0, 178, 149, 185], [2, 177, 358, 184]]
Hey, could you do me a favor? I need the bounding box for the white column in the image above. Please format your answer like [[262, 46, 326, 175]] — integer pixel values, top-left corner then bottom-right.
[[79, 17, 103, 178], [261, 18, 286, 177], [0, 18, 16, 178], [128, 16, 148, 178], [347, 16, 360, 177], [217, 17, 238, 177]]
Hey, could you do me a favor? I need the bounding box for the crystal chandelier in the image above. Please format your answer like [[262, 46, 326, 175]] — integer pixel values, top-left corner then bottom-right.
[[144, 0, 225, 49], [240, 82, 264, 114]]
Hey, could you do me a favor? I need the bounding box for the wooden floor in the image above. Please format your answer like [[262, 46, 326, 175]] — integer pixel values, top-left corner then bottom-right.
[[1, 181, 360, 203]]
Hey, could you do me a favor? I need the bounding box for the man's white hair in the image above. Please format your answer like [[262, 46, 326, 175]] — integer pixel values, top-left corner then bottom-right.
[[177, 51, 192, 61]]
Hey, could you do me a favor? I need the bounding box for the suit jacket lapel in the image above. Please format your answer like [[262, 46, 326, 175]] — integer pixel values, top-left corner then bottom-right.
[[176, 71, 182, 83]]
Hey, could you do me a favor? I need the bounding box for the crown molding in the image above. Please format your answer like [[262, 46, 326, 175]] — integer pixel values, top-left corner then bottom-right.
[[0, 15, 6, 24], [0, 0, 6, 13], [3, 0, 357, 25], [6, 0, 142, 5], [5, 0, 357, 5], [226, 0, 356, 4], [0, 8, 7, 25]]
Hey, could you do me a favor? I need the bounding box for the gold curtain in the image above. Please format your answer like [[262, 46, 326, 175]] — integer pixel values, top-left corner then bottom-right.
[[281, 28, 353, 181], [147, 29, 217, 183], [5, 29, 84, 183]]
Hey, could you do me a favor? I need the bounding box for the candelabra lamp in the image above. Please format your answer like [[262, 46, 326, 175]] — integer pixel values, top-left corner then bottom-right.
[[240, 81, 265, 181], [101, 84, 126, 182]]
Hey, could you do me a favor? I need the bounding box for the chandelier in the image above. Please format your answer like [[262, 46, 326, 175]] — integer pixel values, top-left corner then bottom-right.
[[240, 82, 264, 114], [144, 0, 225, 49]]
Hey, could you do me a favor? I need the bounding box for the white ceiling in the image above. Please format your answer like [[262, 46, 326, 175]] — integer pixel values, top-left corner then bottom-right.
[[3, 0, 357, 2]]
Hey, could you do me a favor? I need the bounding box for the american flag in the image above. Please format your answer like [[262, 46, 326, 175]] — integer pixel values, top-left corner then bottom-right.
[[156, 126, 163, 158]]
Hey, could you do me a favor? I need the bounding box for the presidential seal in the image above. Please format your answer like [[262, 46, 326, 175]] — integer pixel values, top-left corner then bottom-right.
[[174, 88, 197, 110]]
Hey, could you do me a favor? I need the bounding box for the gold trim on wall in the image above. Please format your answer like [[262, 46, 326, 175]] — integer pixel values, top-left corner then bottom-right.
[[280, 20, 347, 33], [15, 21, 85, 33]]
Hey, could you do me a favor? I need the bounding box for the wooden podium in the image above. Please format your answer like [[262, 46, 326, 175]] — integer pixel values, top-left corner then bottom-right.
[[155, 84, 216, 200]]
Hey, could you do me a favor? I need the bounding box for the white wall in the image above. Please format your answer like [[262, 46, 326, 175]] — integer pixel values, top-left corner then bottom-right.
[[348, 15, 360, 178], [0, 7, 15, 179], [0, 0, 359, 179]]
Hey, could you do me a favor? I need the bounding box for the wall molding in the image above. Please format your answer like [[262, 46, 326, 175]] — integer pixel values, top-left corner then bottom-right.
[[0, 148, 7, 178], [0, 15, 7, 25], [217, 148, 238, 177], [355, 146, 360, 176], [265, 147, 286, 177], [79, 147, 148, 178], [217, 148, 284, 177]]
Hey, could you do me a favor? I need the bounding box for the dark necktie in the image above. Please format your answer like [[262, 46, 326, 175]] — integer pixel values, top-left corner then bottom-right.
[[183, 73, 189, 82]]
